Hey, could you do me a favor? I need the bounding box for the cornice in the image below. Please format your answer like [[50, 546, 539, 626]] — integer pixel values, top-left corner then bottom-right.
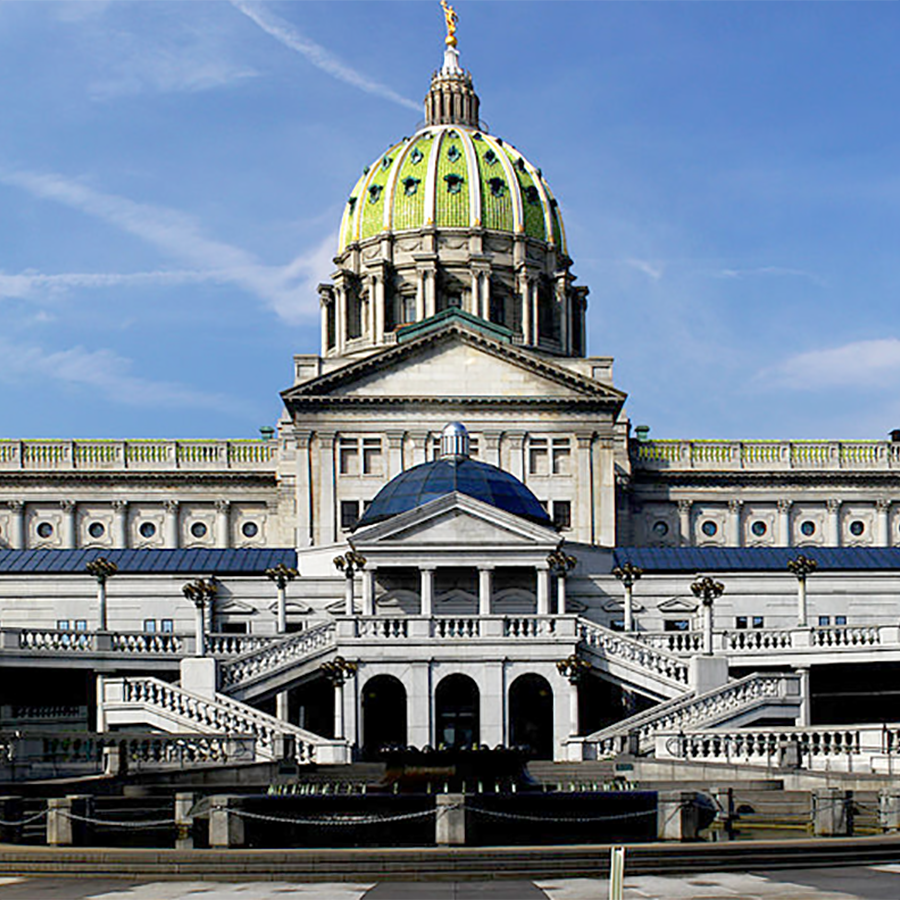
[[629, 470, 900, 490], [0, 472, 279, 488]]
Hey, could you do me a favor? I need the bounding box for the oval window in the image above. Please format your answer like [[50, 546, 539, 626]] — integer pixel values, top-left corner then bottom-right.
[[849, 520, 865, 536], [139, 521, 156, 539], [800, 520, 816, 537], [652, 520, 668, 536], [701, 521, 718, 537], [242, 521, 259, 538], [751, 521, 767, 537], [190, 522, 208, 539], [88, 522, 105, 539], [36, 522, 53, 539]]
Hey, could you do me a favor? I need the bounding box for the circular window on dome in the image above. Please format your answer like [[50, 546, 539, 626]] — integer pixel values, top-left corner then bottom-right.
[[36, 522, 53, 539], [701, 520, 718, 537], [242, 521, 259, 538], [139, 521, 156, 539], [849, 520, 865, 537], [751, 521, 767, 537], [800, 520, 816, 537], [190, 522, 208, 539], [652, 520, 669, 536], [88, 522, 105, 539]]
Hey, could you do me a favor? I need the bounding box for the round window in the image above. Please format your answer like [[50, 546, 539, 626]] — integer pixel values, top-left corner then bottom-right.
[[88, 522, 105, 539], [800, 520, 816, 537], [849, 520, 865, 536], [190, 522, 208, 538], [652, 520, 668, 536], [36, 522, 53, 538], [242, 521, 259, 538], [139, 521, 156, 539], [751, 521, 767, 537], [701, 520, 718, 537]]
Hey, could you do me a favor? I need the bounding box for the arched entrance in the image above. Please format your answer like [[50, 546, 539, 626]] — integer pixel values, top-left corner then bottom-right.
[[435, 674, 480, 749], [362, 675, 407, 758], [509, 673, 554, 759]]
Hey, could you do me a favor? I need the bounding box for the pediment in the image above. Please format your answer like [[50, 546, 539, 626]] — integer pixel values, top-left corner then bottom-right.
[[266, 600, 313, 616], [601, 598, 646, 614], [657, 597, 699, 614], [283, 323, 625, 407]]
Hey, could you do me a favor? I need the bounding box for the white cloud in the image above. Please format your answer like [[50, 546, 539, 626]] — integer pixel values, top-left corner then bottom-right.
[[230, 0, 420, 112], [623, 258, 664, 281], [711, 266, 826, 287], [0, 268, 222, 301], [758, 338, 900, 391], [0, 166, 329, 324]]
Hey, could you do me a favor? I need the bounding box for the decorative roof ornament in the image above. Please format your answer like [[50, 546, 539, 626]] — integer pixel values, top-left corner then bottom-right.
[[440, 422, 470, 460], [441, 0, 459, 48]]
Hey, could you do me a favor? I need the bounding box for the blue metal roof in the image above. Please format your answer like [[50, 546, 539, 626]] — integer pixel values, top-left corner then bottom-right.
[[0, 548, 296, 575], [356, 457, 552, 528], [612, 546, 900, 572]]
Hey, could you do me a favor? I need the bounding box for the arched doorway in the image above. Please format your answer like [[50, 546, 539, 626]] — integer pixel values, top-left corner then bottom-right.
[[362, 675, 407, 758], [509, 673, 553, 759], [435, 674, 480, 749]]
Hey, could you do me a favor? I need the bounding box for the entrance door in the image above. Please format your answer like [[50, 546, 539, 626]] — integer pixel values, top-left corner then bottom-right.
[[509, 673, 554, 759], [362, 675, 407, 758], [435, 674, 480, 749]]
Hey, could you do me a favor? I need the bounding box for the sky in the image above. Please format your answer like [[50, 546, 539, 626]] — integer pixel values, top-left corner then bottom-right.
[[2, 1, 900, 440]]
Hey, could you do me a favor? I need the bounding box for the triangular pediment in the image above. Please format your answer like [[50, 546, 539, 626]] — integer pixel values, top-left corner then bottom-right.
[[657, 597, 699, 614], [282, 322, 625, 407]]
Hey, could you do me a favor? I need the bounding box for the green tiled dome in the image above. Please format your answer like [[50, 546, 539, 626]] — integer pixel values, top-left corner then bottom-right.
[[338, 125, 567, 254]]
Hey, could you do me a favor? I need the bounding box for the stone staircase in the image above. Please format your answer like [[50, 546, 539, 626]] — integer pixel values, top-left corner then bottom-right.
[[99, 675, 350, 764]]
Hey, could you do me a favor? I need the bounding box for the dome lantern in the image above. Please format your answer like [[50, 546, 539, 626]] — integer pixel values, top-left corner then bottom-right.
[[425, 3, 479, 128], [440, 422, 470, 460]]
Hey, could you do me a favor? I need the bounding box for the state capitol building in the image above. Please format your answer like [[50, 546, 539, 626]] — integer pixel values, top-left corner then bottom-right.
[[0, 12, 898, 774]]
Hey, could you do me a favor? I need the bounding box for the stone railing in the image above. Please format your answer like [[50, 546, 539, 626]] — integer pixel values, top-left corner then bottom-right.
[[110, 632, 185, 655], [581, 672, 801, 758], [205, 633, 281, 657], [576, 618, 689, 689], [634, 630, 704, 653], [218, 622, 337, 690], [102, 676, 347, 763], [0, 438, 278, 472], [7, 628, 191, 657]]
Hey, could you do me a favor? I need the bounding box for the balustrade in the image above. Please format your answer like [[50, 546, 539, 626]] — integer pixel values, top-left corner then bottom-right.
[[434, 617, 479, 638]]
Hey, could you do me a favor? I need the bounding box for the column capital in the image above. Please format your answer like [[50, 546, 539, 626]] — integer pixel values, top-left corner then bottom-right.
[[214, 500, 231, 514], [386, 431, 405, 449], [59, 500, 76, 514], [419, 565, 436, 574], [318, 431, 337, 448], [574, 432, 594, 449], [777, 499, 792, 513], [826, 499, 842, 513], [111, 500, 128, 513], [728, 499, 744, 513], [294, 431, 314, 450], [677, 499, 693, 514], [477, 564, 495, 573], [6, 500, 23, 513], [877, 498, 892, 512], [163, 499, 180, 514]]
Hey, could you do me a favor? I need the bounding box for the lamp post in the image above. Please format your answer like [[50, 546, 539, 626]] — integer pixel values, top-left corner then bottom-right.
[[334, 551, 366, 616], [557, 654, 592, 736], [612, 561, 643, 632], [787, 555, 818, 627], [547, 549, 577, 615], [182, 578, 217, 656], [320, 656, 358, 740], [85, 557, 118, 632], [266, 563, 298, 633], [691, 576, 725, 655]]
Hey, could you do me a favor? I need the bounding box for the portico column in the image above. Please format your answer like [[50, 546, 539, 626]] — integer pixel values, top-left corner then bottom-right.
[[7, 501, 24, 550], [478, 567, 493, 616], [536, 564, 550, 616], [317, 432, 337, 544], [362, 567, 376, 617], [575, 434, 593, 542], [335, 286, 347, 354], [214, 500, 230, 549], [797, 667, 811, 727], [163, 500, 180, 549], [334, 682, 345, 740], [826, 499, 841, 547], [728, 499, 743, 547], [387, 432, 404, 480], [373, 273, 385, 345], [556, 573, 567, 616], [111, 500, 128, 548], [677, 499, 692, 547], [507, 432, 525, 481], [877, 499, 891, 547], [60, 500, 76, 549], [276, 692, 289, 722], [777, 499, 792, 547], [569, 682, 579, 736], [344, 573, 355, 617], [420, 567, 434, 617]]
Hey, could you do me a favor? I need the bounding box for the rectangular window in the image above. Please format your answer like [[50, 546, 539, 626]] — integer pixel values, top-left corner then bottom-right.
[[735, 616, 748, 629], [75, 620, 88, 631], [528, 438, 549, 475], [161, 619, 174, 633], [57, 620, 70, 631], [221, 622, 248, 635], [552, 438, 571, 475], [340, 500, 360, 531], [752, 616, 765, 629], [664, 619, 690, 632], [835, 615, 847, 626], [818, 616, 831, 627], [144, 619, 157, 633], [431, 435, 479, 459], [609, 619, 625, 632], [552, 500, 572, 530], [362, 437, 383, 475], [339, 439, 359, 476], [285, 621, 305, 634]]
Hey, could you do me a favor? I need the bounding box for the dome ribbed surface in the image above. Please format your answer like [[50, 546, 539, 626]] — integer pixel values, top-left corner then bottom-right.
[[355, 458, 552, 529]]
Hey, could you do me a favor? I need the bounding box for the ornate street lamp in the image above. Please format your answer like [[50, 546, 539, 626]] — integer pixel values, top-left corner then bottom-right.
[[85, 556, 117, 632], [334, 551, 366, 616], [320, 655, 358, 741], [547, 549, 577, 615], [182, 578, 217, 656], [556, 654, 592, 738], [612, 561, 644, 632], [787, 555, 818, 627], [266, 563, 298, 633], [691, 576, 725, 655]]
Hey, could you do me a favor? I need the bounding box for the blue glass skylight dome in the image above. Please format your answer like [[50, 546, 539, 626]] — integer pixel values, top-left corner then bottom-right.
[[355, 423, 552, 529]]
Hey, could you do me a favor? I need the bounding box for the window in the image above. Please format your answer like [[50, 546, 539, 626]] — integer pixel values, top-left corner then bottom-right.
[[835, 615, 847, 626], [430, 435, 479, 459], [242, 521, 259, 538], [57, 620, 87, 632], [652, 520, 669, 536], [340, 437, 383, 474], [609, 619, 625, 632], [551, 500, 571, 530], [37, 522, 53, 538], [340, 500, 360, 531], [57, 620, 69, 631], [190, 522, 207, 538], [664, 619, 690, 632], [144, 619, 157, 633], [701, 520, 718, 537], [362, 438, 383, 475], [220, 622, 248, 635], [285, 622, 305, 634], [751, 521, 767, 537], [735, 616, 748, 629], [849, 520, 865, 536], [161, 619, 174, 633], [88, 522, 105, 539], [139, 521, 156, 539], [551, 438, 571, 475], [752, 616, 765, 629], [339, 439, 359, 475], [800, 520, 816, 537], [528, 438, 548, 475]]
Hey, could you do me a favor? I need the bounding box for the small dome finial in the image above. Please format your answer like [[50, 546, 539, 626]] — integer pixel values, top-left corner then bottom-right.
[[440, 422, 470, 459], [440, 0, 459, 48]]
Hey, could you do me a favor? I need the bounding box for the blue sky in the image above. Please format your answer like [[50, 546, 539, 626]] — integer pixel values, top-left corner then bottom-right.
[[2, 1, 900, 440]]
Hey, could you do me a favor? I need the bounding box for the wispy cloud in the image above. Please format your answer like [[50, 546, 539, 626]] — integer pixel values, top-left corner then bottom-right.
[[0, 167, 332, 324], [710, 266, 826, 287], [0, 269, 222, 301], [230, 0, 420, 112], [757, 338, 900, 391], [0, 337, 248, 414], [623, 258, 664, 281]]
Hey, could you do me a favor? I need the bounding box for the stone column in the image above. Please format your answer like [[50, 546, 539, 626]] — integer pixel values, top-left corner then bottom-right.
[[344, 572, 355, 617], [483, 431, 502, 468], [362, 567, 376, 617], [575, 434, 594, 543], [7, 501, 24, 550], [424, 267, 436, 319], [163, 500, 180, 549], [276, 581, 288, 633], [410, 431, 429, 467], [111, 500, 128, 548], [194, 602, 206, 654], [519, 275, 532, 344], [623, 581, 634, 633], [556, 277, 570, 354], [387, 432, 404, 479], [568, 681, 579, 736], [420, 567, 434, 617], [373, 272, 386, 345], [826, 499, 841, 547], [415, 269, 426, 321], [333, 681, 345, 740], [536, 564, 550, 616], [556, 573, 567, 616], [728, 499, 743, 547], [214, 500, 230, 549], [478, 567, 493, 617], [320, 294, 331, 354], [678, 499, 692, 547], [317, 432, 337, 545], [335, 286, 347, 354], [507, 432, 525, 481], [797, 667, 811, 727], [295, 432, 314, 548], [60, 500, 76, 549], [777, 499, 792, 548], [877, 499, 891, 547]]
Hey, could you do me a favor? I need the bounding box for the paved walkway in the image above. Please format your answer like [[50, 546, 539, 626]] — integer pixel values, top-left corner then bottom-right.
[[0, 867, 900, 899]]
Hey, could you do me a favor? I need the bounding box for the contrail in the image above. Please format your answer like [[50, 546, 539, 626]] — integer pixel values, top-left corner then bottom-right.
[[230, 0, 421, 113]]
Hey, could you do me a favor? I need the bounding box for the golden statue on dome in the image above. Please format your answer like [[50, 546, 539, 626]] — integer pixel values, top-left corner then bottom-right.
[[440, 0, 459, 47]]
